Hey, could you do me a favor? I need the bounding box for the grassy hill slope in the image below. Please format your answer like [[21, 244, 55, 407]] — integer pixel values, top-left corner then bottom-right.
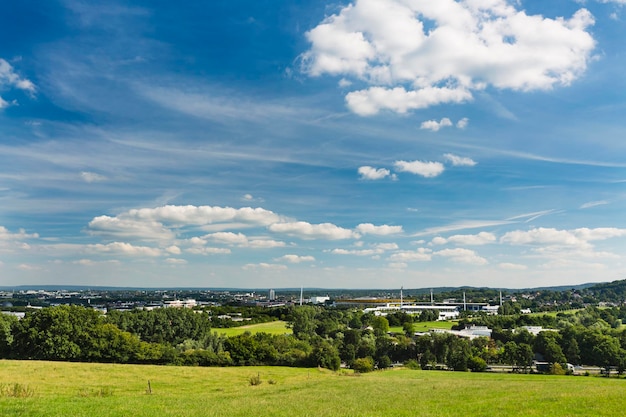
[[0, 360, 624, 417]]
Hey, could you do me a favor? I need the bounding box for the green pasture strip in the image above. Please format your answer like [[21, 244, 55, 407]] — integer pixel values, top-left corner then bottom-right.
[[527, 309, 582, 318], [390, 320, 458, 334], [2, 360, 622, 417], [212, 320, 292, 337]]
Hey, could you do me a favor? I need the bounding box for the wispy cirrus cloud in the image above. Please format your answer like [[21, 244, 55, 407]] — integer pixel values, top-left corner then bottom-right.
[[0, 58, 36, 108], [136, 84, 311, 123], [580, 200, 609, 209], [414, 220, 514, 236], [506, 210, 558, 223]]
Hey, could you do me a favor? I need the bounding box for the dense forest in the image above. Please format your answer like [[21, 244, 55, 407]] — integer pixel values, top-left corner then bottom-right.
[[2, 301, 626, 374]]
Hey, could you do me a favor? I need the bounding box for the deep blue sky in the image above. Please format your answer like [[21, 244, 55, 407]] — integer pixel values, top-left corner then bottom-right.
[[1, 0, 626, 288]]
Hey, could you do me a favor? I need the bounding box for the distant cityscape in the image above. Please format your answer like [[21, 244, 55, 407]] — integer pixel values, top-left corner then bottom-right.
[[0, 280, 622, 316]]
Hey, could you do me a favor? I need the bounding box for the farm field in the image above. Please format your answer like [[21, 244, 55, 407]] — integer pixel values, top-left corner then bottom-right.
[[212, 320, 292, 337], [1, 360, 624, 417]]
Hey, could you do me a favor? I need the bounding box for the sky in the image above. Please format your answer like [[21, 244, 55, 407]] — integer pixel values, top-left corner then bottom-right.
[[1, 0, 626, 289]]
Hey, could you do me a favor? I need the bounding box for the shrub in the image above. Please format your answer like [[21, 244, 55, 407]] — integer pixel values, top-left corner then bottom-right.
[[249, 373, 262, 386], [352, 357, 375, 373], [550, 363, 566, 375], [0, 383, 34, 398], [405, 359, 420, 370], [468, 356, 488, 372]]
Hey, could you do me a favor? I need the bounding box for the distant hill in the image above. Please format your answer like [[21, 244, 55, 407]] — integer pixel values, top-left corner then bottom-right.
[[0, 282, 605, 293], [583, 279, 626, 301]]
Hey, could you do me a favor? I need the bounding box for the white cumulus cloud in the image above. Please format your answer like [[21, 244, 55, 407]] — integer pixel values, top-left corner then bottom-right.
[[85, 242, 162, 257], [269, 221, 358, 240], [498, 262, 528, 270], [165, 245, 181, 255], [331, 248, 382, 256], [276, 254, 316, 263], [204, 232, 285, 248], [80, 171, 107, 183], [443, 153, 477, 167], [434, 248, 488, 265], [302, 0, 596, 115], [394, 160, 445, 178], [356, 223, 403, 235], [186, 247, 231, 255], [87, 216, 175, 241], [500, 227, 626, 252], [433, 232, 496, 246], [456, 118, 469, 129], [420, 118, 453, 132], [127, 205, 282, 226], [242, 263, 288, 271], [358, 166, 393, 180], [388, 248, 432, 262]]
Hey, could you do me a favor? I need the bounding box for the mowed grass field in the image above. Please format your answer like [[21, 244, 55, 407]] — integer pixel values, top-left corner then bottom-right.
[[214, 320, 453, 337], [390, 320, 458, 334], [212, 320, 292, 337], [1, 360, 624, 417]]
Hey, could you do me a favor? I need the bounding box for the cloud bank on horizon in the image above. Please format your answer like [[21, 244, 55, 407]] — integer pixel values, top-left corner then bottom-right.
[[1, 0, 626, 289]]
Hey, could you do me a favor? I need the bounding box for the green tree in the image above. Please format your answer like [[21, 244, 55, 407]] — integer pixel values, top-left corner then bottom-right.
[[446, 338, 470, 371], [591, 335, 622, 375], [370, 315, 389, 336], [13, 305, 97, 360], [534, 331, 565, 364], [502, 341, 533, 372], [288, 306, 318, 340], [0, 313, 17, 358], [377, 355, 392, 369], [311, 340, 340, 371], [402, 322, 415, 336]]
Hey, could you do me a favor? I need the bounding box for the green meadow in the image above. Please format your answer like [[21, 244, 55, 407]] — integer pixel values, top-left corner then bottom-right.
[[390, 320, 458, 334], [218, 318, 458, 337], [212, 320, 292, 337], [1, 360, 624, 417]]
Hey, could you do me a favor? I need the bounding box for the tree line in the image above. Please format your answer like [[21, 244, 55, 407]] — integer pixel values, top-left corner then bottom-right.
[[1, 304, 626, 373]]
